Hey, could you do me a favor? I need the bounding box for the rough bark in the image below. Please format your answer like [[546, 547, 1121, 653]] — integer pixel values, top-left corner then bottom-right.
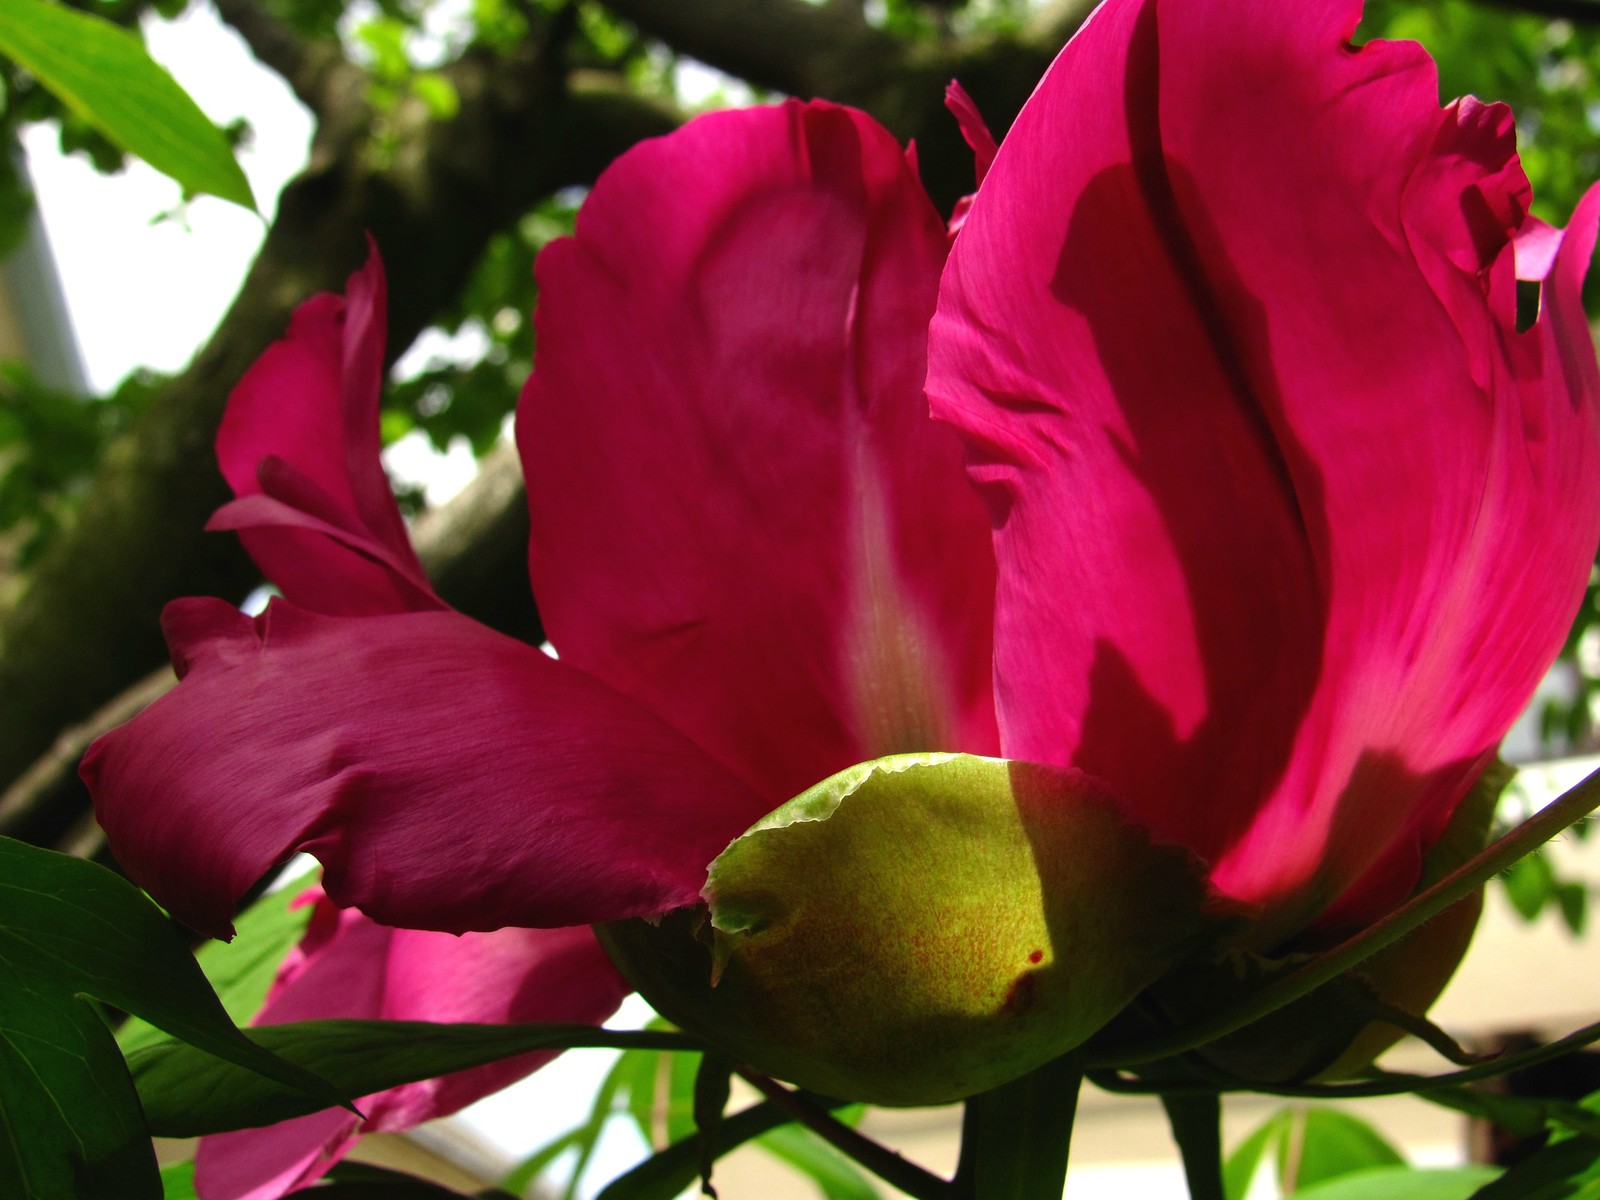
[[598, 0, 1094, 209]]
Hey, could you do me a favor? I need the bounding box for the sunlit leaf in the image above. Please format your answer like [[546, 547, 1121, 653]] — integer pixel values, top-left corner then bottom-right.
[[1291, 1166, 1502, 1200], [0, 0, 254, 208]]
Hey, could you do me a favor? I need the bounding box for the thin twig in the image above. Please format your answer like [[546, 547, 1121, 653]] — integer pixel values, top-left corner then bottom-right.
[[1091, 1014, 1600, 1100], [735, 1069, 958, 1200]]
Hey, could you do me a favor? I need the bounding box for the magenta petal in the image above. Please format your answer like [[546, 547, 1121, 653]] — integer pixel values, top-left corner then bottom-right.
[[945, 80, 998, 187], [928, 0, 1600, 932], [195, 896, 627, 1199], [520, 99, 997, 807], [83, 599, 767, 938], [215, 243, 438, 615]]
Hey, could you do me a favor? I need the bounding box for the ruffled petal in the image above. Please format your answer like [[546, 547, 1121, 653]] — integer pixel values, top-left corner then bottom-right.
[[927, 0, 1600, 935], [520, 99, 997, 808], [195, 895, 627, 1199], [83, 599, 767, 939], [945, 80, 999, 235], [214, 242, 439, 616]]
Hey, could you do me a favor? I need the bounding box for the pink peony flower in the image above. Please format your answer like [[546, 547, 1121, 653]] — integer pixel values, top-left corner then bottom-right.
[[84, 0, 1600, 1190]]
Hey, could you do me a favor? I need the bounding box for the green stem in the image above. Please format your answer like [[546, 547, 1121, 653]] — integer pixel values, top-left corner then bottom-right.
[[594, 1090, 857, 1200], [735, 1070, 958, 1200], [955, 1054, 1084, 1199], [1160, 1092, 1224, 1200], [1095, 767, 1600, 1069], [1090, 1013, 1600, 1100]]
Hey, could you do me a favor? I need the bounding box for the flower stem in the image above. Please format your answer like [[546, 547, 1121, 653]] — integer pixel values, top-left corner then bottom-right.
[[953, 1053, 1083, 1199], [1095, 1014, 1600, 1099], [1160, 1092, 1224, 1200], [734, 1069, 959, 1200], [1096, 765, 1600, 1068]]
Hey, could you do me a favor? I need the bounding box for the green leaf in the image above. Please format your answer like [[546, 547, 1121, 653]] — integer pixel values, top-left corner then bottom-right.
[[0, 839, 344, 1198], [160, 1162, 197, 1200], [0, 0, 255, 209], [119, 869, 316, 1056], [1501, 853, 1555, 922], [129, 1019, 698, 1136], [1280, 1108, 1406, 1193], [1470, 1137, 1600, 1199], [0, 840, 342, 1103], [0, 973, 159, 1199], [1291, 1167, 1503, 1200], [1225, 1110, 1290, 1200], [757, 1124, 881, 1200], [564, 1048, 646, 1200], [623, 1040, 702, 1150], [1421, 1085, 1600, 1141], [1556, 882, 1589, 937], [501, 1128, 585, 1197]]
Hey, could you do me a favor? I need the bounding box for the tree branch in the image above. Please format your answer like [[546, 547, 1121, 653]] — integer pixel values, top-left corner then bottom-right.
[[0, 38, 678, 796], [599, 0, 898, 99], [211, 0, 351, 116], [597, 0, 1087, 209], [1473, 0, 1600, 21]]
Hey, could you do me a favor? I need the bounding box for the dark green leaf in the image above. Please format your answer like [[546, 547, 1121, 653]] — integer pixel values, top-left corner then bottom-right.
[[0, 0, 255, 208], [119, 869, 317, 1055], [0, 839, 342, 1108], [1556, 883, 1589, 937], [1421, 1086, 1600, 1141], [129, 1020, 698, 1136], [1470, 1137, 1600, 1199], [1501, 853, 1555, 922], [0, 839, 343, 1198], [0, 973, 158, 1199]]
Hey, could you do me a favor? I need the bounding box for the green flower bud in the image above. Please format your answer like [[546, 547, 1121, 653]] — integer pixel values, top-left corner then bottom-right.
[[601, 752, 1226, 1106]]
